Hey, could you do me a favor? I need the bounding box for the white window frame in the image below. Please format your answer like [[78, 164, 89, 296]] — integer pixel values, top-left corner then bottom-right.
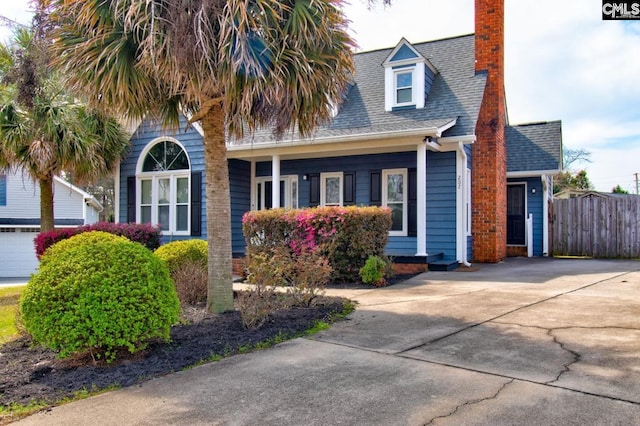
[[382, 168, 408, 237], [394, 68, 415, 107], [137, 138, 191, 236], [138, 172, 190, 235], [254, 175, 299, 210], [320, 172, 343, 207]]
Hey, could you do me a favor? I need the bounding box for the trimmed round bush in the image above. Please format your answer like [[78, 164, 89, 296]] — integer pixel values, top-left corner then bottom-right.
[[155, 239, 208, 272], [20, 236, 180, 362], [155, 239, 208, 305], [40, 231, 129, 268]]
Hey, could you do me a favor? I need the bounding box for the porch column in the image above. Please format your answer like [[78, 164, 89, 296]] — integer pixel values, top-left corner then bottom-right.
[[416, 143, 427, 256], [272, 155, 281, 208]]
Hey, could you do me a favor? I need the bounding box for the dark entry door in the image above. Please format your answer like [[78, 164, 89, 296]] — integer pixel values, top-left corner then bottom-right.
[[507, 184, 526, 245]]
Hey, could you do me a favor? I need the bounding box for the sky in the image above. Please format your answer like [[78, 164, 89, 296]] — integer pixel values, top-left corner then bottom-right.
[[2, 0, 639, 193]]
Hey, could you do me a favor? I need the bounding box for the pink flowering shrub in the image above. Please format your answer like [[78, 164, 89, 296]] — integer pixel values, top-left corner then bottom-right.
[[35, 222, 162, 259], [242, 206, 392, 282]]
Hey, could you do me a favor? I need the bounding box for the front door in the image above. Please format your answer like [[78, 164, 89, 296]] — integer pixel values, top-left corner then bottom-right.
[[507, 184, 526, 245]]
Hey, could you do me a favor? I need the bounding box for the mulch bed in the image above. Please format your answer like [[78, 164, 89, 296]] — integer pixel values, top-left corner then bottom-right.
[[0, 272, 420, 417], [0, 295, 348, 412]]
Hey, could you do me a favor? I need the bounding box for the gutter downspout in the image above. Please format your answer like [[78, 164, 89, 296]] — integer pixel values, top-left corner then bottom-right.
[[458, 142, 471, 267]]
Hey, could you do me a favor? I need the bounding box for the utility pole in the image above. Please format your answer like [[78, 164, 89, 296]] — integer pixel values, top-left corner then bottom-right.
[[635, 172, 639, 195]]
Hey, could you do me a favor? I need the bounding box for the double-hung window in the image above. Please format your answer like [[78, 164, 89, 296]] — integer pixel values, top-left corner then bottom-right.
[[321, 172, 343, 206], [382, 169, 408, 236], [394, 69, 414, 106], [138, 139, 190, 235]]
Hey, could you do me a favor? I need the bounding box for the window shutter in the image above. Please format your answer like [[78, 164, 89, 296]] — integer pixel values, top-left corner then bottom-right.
[[370, 171, 381, 206], [190, 172, 202, 236], [344, 172, 356, 205], [309, 173, 320, 207], [127, 176, 136, 223], [408, 168, 417, 237]]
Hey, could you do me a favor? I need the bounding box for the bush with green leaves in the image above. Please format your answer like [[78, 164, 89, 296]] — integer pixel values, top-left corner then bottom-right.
[[20, 235, 180, 362], [359, 255, 389, 287], [243, 206, 391, 282], [40, 231, 129, 268], [155, 239, 208, 305]]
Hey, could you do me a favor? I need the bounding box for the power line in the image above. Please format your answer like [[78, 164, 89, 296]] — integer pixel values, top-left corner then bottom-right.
[[0, 15, 28, 30]]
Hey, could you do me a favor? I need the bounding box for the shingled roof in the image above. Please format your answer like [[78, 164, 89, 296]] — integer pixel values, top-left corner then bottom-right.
[[506, 121, 563, 174], [231, 34, 486, 145]]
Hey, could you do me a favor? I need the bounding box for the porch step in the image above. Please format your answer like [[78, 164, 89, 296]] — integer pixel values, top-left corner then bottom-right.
[[428, 259, 459, 272], [425, 252, 444, 263]]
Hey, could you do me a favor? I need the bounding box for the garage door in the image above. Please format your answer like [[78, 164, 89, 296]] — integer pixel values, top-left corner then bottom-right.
[[0, 228, 40, 278]]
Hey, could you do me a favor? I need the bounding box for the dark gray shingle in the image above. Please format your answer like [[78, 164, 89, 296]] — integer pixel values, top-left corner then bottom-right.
[[231, 34, 486, 145], [506, 121, 563, 173]]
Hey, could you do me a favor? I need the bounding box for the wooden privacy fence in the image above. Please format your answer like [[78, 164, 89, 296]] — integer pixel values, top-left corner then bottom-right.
[[551, 197, 640, 258]]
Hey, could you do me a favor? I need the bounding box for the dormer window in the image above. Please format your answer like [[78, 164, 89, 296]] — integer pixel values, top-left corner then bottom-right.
[[383, 38, 438, 112], [395, 69, 414, 106]]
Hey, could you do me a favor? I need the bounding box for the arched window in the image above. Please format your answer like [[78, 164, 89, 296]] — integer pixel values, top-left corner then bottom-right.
[[137, 138, 191, 234]]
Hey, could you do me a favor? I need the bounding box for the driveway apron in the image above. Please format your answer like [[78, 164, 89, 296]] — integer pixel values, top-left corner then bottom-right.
[[17, 258, 640, 425]]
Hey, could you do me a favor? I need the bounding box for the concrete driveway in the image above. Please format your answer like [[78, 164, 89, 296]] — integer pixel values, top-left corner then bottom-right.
[[17, 257, 640, 425]]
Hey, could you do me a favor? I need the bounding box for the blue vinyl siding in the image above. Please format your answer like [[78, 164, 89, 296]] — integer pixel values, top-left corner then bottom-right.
[[426, 151, 457, 260], [390, 44, 419, 61], [256, 151, 458, 258], [424, 66, 436, 100], [229, 159, 251, 253], [119, 116, 205, 242], [0, 174, 5, 206], [508, 177, 544, 256], [123, 119, 462, 258]]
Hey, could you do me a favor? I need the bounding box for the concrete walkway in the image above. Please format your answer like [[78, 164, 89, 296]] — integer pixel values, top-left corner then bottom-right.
[[16, 257, 640, 425]]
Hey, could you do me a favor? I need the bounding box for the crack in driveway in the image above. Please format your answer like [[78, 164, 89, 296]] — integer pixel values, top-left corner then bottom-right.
[[422, 379, 515, 425], [394, 269, 637, 356]]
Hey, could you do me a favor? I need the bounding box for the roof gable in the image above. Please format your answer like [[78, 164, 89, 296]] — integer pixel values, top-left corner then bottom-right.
[[383, 38, 438, 74]]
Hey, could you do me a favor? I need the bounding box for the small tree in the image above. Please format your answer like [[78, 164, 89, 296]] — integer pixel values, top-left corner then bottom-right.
[[0, 23, 129, 232], [612, 184, 629, 194], [554, 169, 593, 194]]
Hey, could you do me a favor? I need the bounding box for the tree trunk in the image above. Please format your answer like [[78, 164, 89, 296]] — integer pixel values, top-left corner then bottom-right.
[[201, 104, 235, 313], [39, 175, 55, 232]]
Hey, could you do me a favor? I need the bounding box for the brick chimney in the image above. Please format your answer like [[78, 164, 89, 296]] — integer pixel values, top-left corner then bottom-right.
[[472, 0, 507, 262]]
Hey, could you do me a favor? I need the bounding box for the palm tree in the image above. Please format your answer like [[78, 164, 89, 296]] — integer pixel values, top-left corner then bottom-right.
[[0, 25, 129, 232], [45, 0, 356, 313]]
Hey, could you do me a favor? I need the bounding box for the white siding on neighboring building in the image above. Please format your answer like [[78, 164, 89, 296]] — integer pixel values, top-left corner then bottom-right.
[[0, 228, 40, 277], [0, 170, 99, 222], [0, 169, 103, 278]]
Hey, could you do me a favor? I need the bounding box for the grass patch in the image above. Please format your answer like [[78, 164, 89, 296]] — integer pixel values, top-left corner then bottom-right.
[[0, 286, 24, 344]]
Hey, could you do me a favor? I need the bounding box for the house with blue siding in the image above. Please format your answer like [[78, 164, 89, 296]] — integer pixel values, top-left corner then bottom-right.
[[115, 0, 562, 271]]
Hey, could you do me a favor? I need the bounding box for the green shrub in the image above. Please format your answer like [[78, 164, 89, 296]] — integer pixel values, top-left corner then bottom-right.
[[155, 240, 208, 305], [155, 239, 208, 272], [359, 255, 388, 287], [40, 231, 129, 268], [20, 237, 180, 362], [243, 206, 392, 282]]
